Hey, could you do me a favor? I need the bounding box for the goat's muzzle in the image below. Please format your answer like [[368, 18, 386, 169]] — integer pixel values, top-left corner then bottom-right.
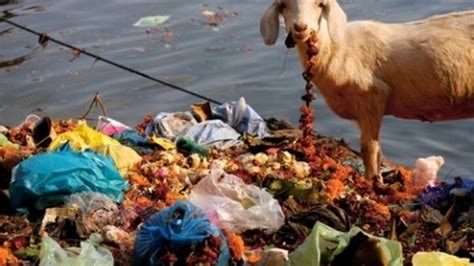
[[285, 33, 296, 48]]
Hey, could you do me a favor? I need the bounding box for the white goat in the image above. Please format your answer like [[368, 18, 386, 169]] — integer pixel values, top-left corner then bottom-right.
[[260, 0, 474, 181]]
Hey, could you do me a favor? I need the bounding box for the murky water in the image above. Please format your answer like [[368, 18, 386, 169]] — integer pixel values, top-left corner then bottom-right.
[[1, 0, 473, 178]]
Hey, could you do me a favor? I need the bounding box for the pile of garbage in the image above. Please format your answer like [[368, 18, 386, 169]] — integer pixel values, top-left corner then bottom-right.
[[0, 97, 472, 265]]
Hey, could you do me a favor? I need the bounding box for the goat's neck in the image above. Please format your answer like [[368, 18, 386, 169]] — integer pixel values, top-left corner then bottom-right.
[[296, 25, 346, 87]]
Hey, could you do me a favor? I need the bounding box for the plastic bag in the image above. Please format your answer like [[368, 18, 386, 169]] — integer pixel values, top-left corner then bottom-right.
[[213, 97, 269, 138], [0, 133, 19, 149], [48, 122, 141, 174], [39, 234, 113, 266], [288, 222, 403, 266], [113, 129, 155, 153], [412, 156, 445, 187], [176, 137, 210, 156], [97, 116, 131, 136], [145, 112, 197, 140], [189, 169, 285, 233], [133, 201, 230, 266], [65, 192, 119, 234], [412, 251, 470, 266], [182, 120, 242, 149], [10, 145, 128, 213]]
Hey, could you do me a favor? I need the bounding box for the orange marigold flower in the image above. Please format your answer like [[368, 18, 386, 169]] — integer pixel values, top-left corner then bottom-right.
[[165, 192, 186, 206], [246, 253, 262, 264], [373, 202, 391, 219], [227, 232, 244, 261], [326, 179, 345, 200], [0, 246, 19, 266], [136, 196, 154, 209], [129, 174, 150, 186]]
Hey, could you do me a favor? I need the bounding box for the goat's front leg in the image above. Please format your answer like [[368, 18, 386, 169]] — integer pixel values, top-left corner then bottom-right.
[[357, 115, 383, 181]]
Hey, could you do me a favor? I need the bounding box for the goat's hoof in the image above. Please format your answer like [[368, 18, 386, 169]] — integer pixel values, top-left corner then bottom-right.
[[372, 175, 388, 192]]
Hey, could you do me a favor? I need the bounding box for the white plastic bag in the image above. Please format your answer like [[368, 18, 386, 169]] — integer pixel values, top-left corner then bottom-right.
[[145, 112, 197, 140], [189, 169, 284, 233], [412, 156, 445, 187], [39, 234, 113, 266], [65, 192, 119, 234]]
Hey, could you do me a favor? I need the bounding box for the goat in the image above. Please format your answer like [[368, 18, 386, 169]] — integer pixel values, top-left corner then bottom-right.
[[260, 0, 474, 181]]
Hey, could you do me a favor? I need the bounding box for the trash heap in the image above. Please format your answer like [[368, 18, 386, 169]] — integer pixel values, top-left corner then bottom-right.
[[0, 97, 472, 266]]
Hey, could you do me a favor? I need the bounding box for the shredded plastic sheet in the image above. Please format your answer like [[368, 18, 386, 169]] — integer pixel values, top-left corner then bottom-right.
[[288, 222, 403, 266], [182, 120, 242, 149], [412, 251, 470, 266], [189, 169, 285, 233], [39, 234, 113, 266], [213, 97, 269, 138], [48, 122, 141, 174], [10, 145, 128, 213], [133, 15, 170, 27], [133, 201, 230, 266]]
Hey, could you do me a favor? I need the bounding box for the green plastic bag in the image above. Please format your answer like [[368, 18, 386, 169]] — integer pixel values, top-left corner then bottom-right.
[[288, 222, 403, 266], [39, 234, 113, 266]]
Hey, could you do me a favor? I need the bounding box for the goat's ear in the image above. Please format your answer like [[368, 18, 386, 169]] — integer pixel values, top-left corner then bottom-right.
[[326, 0, 347, 44], [260, 3, 280, 45]]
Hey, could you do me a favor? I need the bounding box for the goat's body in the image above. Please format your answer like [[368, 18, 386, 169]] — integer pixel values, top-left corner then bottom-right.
[[261, 0, 474, 180], [296, 10, 474, 179], [307, 11, 474, 123]]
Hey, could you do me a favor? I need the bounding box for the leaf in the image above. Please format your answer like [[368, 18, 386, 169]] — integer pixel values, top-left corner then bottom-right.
[[133, 16, 170, 27]]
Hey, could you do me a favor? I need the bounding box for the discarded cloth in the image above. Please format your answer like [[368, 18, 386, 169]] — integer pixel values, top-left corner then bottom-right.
[[48, 122, 141, 174], [133, 201, 230, 266], [288, 222, 403, 266], [189, 169, 285, 233], [145, 112, 197, 140], [412, 251, 470, 266], [182, 120, 242, 149], [10, 145, 128, 213], [213, 97, 269, 138], [39, 234, 113, 266]]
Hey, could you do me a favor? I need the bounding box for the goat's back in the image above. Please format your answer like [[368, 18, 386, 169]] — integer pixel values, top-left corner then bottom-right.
[[377, 11, 474, 121]]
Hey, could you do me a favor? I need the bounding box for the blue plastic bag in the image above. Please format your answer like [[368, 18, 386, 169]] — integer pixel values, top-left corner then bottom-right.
[[133, 201, 230, 266], [10, 144, 128, 213], [417, 178, 474, 207], [213, 97, 269, 139]]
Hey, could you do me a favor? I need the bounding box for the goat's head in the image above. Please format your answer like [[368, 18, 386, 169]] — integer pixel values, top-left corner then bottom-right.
[[260, 0, 347, 47]]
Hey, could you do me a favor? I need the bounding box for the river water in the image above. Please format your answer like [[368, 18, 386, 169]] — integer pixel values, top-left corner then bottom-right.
[[1, 0, 473, 179]]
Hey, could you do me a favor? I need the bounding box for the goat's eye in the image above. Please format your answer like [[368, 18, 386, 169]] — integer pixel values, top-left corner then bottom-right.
[[279, 3, 286, 10], [318, 2, 325, 8]]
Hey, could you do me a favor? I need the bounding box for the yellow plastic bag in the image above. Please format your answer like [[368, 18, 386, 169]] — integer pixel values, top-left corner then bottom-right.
[[412, 252, 469, 266], [151, 135, 175, 150], [49, 123, 141, 175]]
